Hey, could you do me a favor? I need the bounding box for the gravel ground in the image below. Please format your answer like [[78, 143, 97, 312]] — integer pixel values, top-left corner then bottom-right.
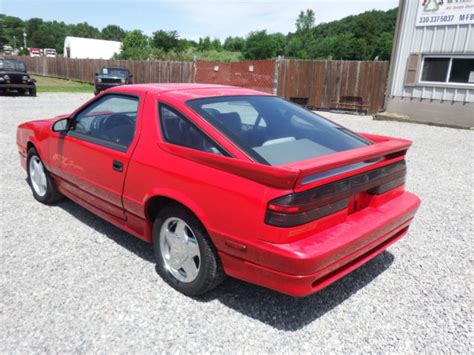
[[1, 93, 472, 353]]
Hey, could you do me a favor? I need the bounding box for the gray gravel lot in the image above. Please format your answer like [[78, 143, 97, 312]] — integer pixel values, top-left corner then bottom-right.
[[1, 93, 472, 353]]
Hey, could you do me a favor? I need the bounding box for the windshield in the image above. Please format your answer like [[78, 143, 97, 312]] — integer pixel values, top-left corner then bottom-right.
[[101, 67, 128, 77], [0, 59, 27, 72], [187, 96, 371, 165]]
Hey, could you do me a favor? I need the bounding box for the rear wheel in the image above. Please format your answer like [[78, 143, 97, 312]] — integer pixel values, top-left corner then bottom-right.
[[153, 204, 225, 296], [27, 148, 62, 204]]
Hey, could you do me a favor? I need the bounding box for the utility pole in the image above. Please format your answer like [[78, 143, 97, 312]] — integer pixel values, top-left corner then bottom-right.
[[13, 35, 16, 49], [23, 31, 27, 49]]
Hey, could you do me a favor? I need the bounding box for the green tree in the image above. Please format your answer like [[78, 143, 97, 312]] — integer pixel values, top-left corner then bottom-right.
[[210, 38, 222, 51], [31, 21, 68, 53], [244, 30, 279, 60], [296, 9, 315, 33], [25, 18, 43, 47], [69, 22, 101, 39], [117, 29, 150, 60], [223, 36, 245, 51], [270, 33, 286, 56], [373, 32, 393, 60], [198, 36, 211, 51], [0, 15, 25, 48], [152, 30, 179, 52], [101, 25, 126, 41]]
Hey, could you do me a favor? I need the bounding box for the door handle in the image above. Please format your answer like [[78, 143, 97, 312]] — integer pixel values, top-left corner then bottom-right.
[[112, 160, 123, 172]]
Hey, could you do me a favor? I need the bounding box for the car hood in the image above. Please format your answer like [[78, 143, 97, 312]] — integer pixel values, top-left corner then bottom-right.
[[97, 74, 127, 79]]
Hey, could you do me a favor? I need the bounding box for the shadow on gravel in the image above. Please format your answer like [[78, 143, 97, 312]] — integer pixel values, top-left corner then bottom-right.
[[56, 198, 394, 331], [57, 199, 155, 263], [199, 251, 394, 331]]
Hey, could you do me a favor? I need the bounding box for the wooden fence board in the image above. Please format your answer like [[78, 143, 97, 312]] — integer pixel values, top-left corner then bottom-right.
[[12, 56, 193, 84], [9, 56, 388, 114], [277, 59, 389, 114]]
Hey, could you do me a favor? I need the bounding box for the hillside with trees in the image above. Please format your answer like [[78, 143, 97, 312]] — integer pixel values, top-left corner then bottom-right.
[[0, 8, 397, 61]]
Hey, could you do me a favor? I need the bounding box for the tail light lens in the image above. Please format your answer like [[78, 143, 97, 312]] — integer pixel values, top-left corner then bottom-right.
[[265, 160, 407, 227]]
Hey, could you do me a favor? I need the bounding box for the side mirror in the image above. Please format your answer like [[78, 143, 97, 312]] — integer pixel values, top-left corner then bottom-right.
[[52, 118, 69, 132]]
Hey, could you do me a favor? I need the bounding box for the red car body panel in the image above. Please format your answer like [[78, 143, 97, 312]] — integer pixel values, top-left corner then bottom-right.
[[16, 84, 421, 297]]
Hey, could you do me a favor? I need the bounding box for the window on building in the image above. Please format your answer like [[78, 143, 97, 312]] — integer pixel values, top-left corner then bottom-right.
[[421, 56, 474, 85], [449, 59, 474, 84]]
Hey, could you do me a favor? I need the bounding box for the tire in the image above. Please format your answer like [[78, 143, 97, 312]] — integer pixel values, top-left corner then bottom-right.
[[29, 87, 36, 97], [27, 148, 62, 204], [153, 204, 225, 296]]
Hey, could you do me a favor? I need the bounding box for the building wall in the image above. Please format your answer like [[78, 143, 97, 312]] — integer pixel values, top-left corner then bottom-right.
[[386, 0, 474, 128]]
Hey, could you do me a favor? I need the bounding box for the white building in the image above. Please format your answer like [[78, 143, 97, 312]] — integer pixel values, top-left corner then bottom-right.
[[385, 0, 474, 128], [64, 36, 122, 60]]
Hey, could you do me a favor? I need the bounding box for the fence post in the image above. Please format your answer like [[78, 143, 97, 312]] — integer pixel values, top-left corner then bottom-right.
[[273, 55, 282, 96], [192, 55, 197, 83]]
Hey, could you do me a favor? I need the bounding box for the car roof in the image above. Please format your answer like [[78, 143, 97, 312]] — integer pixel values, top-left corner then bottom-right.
[[108, 83, 271, 101], [100, 66, 129, 70]]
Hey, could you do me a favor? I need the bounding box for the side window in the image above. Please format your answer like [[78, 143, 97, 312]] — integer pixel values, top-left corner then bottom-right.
[[159, 104, 224, 156], [72, 94, 139, 149]]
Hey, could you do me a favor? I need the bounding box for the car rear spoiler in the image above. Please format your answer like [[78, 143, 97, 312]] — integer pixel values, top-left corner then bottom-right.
[[159, 134, 411, 190], [281, 134, 412, 189]]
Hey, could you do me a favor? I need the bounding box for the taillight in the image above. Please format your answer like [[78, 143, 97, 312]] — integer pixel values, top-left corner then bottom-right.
[[265, 160, 406, 227]]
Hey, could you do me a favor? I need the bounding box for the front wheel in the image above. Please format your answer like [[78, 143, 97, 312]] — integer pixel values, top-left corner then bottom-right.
[[27, 148, 62, 204], [153, 205, 225, 296], [29, 87, 37, 97]]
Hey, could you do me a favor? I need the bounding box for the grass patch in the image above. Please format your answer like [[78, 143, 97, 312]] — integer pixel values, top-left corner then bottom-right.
[[33, 75, 94, 93]]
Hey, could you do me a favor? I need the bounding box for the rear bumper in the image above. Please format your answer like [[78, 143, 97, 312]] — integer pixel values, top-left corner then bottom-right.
[[217, 191, 420, 297]]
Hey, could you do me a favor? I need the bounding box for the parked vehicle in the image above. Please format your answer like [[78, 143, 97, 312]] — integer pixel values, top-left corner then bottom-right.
[[1, 45, 14, 56], [29, 48, 42, 57], [16, 84, 421, 297], [44, 48, 57, 58], [0, 59, 36, 96], [94, 66, 132, 95]]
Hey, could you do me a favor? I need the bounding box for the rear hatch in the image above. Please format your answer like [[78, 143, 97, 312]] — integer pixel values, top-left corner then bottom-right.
[[264, 133, 410, 227]]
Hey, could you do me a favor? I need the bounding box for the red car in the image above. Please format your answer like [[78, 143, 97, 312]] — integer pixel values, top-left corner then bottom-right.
[[16, 84, 420, 297]]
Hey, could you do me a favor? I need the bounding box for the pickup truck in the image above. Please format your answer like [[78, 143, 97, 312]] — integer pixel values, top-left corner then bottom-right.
[[16, 84, 421, 297]]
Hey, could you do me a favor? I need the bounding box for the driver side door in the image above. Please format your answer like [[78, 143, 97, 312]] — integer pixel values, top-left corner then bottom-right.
[[54, 93, 142, 220]]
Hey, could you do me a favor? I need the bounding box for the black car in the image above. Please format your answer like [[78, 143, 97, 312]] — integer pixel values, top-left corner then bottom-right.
[[0, 59, 36, 96], [94, 66, 132, 95]]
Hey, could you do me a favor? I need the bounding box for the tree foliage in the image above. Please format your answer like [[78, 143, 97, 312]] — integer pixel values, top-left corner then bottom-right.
[[1, 7, 397, 61], [101, 25, 126, 41]]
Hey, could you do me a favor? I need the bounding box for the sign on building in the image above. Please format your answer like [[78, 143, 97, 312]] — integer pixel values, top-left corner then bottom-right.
[[416, 0, 474, 26]]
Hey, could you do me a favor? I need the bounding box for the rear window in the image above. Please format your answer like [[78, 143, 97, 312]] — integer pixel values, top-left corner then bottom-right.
[[187, 96, 370, 165]]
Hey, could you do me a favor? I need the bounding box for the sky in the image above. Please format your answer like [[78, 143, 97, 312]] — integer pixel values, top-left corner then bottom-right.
[[2, 0, 399, 41]]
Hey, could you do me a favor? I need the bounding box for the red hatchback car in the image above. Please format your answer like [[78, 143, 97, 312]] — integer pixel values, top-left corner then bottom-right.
[[16, 84, 420, 297]]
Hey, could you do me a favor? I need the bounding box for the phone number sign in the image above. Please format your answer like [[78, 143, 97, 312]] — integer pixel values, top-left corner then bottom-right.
[[416, 0, 474, 26]]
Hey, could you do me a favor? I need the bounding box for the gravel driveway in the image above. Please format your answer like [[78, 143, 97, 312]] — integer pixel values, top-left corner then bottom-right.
[[1, 93, 472, 353]]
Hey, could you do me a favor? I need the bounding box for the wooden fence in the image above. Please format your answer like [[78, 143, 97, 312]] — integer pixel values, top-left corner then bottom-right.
[[17, 56, 193, 84], [195, 60, 275, 93], [277, 59, 389, 114], [12, 56, 389, 114]]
